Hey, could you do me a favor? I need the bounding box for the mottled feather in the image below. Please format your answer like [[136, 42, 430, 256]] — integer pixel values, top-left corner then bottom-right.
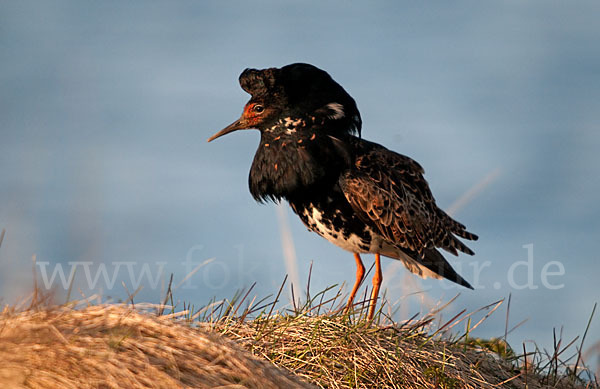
[[339, 138, 478, 258]]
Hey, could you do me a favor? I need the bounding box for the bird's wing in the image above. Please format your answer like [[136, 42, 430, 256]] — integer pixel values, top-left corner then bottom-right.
[[338, 141, 477, 257]]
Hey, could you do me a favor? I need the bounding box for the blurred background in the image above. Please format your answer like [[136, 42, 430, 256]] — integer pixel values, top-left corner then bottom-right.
[[1, 1, 598, 366]]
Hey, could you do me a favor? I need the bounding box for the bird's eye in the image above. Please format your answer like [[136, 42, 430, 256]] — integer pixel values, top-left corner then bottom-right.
[[253, 105, 265, 113]]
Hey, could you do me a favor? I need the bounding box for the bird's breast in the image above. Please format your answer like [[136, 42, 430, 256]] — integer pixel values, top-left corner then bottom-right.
[[249, 142, 318, 201], [248, 132, 345, 202]]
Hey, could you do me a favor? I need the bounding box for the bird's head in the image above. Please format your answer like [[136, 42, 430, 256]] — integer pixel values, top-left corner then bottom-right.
[[207, 63, 362, 142]]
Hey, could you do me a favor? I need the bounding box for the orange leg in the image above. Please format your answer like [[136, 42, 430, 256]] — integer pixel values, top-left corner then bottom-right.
[[345, 253, 365, 314], [367, 253, 382, 321]]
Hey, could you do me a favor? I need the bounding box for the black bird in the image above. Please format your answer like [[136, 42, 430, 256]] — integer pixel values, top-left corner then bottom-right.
[[208, 63, 478, 320]]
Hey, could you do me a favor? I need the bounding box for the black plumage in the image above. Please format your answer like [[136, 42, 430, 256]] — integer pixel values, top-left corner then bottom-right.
[[208, 63, 478, 319]]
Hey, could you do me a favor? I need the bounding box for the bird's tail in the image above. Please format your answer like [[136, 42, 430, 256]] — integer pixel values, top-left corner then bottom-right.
[[419, 248, 473, 289]]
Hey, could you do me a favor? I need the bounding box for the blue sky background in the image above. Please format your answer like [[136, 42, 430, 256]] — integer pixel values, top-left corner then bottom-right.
[[1, 1, 598, 364]]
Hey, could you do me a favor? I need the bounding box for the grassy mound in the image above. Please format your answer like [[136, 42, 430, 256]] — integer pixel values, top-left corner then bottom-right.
[[208, 309, 592, 388], [0, 284, 596, 388]]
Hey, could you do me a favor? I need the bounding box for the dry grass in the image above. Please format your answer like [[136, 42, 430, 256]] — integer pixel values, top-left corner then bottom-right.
[[0, 280, 597, 388], [205, 296, 595, 389], [0, 303, 313, 388]]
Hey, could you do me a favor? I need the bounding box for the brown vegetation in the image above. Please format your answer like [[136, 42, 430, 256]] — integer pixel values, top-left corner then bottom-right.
[[0, 276, 597, 389], [0, 304, 312, 388]]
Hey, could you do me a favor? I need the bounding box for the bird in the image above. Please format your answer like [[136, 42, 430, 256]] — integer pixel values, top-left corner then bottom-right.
[[208, 63, 478, 320]]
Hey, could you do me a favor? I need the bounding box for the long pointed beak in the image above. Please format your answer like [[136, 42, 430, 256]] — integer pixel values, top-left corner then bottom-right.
[[207, 118, 248, 142]]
